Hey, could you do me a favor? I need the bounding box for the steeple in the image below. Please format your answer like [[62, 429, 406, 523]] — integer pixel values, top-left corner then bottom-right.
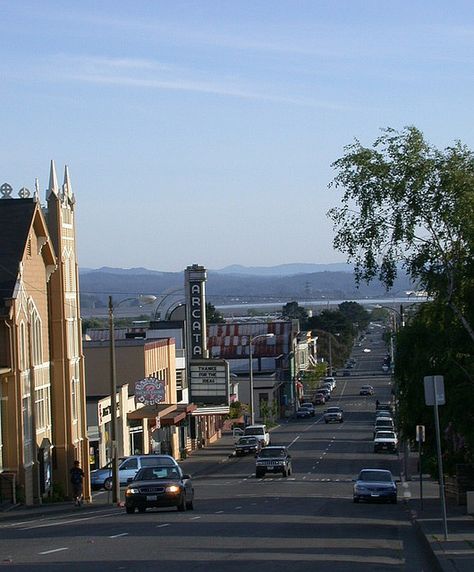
[[63, 164, 75, 205], [46, 160, 59, 200]]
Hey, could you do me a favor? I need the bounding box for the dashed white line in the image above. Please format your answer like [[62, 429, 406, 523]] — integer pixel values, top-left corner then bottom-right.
[[156, 523, 170, 528], [214, 510, 224, 514], [109, 532, 128, 538], [189, 516, 201, 520], [39, 548, 69, 555]]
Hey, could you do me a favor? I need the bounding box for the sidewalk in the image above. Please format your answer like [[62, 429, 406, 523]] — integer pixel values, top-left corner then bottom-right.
[[407, 479, 474, 572]]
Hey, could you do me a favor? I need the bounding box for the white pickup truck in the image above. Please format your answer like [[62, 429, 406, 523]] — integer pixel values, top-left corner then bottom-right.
[[243, 424, 271, 447]]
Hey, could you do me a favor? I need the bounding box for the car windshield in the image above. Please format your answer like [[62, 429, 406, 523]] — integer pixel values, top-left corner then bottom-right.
[[327, 408, 340, 413], [245, 428, 264, 436], [359, 470, 393, 482], [259, 448, 286, 458], [238, 437, 257, 445], [134, 466, 180, 481]]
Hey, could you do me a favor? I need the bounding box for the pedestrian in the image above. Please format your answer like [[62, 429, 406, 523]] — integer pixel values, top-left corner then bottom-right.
[[70, 460, 85, 506]]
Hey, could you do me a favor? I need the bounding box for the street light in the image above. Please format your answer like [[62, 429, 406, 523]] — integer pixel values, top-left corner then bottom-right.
[[108, 294, 156, 505], [248, 333, 275, 425]]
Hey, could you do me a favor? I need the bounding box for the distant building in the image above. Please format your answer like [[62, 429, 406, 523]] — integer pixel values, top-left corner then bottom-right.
[[0, 163, 89, 505]]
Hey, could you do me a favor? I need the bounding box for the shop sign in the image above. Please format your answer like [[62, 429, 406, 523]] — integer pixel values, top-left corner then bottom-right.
[[135, 377, 166, 405]]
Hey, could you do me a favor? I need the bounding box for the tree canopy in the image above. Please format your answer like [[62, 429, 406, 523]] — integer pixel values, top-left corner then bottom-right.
[[328, 126, 474, 343]]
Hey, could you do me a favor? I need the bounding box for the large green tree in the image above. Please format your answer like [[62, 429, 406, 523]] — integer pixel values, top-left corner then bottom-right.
[[328, 126, 474, 343]]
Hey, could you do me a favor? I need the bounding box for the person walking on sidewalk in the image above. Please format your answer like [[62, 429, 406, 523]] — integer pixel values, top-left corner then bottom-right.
[[70, 460, 85, 506]]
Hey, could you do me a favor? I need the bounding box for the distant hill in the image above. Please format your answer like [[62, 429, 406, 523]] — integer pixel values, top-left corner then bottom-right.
[[215, 263, 352, 276], [78, 264, 414, 311]]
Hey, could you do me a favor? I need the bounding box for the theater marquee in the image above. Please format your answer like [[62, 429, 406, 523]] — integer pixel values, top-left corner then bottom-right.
[[189, 359, 230, 406]]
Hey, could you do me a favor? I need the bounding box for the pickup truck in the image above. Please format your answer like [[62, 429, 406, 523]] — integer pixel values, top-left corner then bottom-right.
[[374, 430, 398, 453], [243, 424, 271, 447]]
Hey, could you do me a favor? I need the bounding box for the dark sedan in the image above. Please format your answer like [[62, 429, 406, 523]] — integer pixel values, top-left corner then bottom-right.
[[234, 436, 262, 456], [353, 469, 397, 504], [125, 465, 194, 514]]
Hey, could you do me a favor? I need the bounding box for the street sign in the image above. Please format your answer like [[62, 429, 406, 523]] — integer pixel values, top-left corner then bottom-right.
[[423, 375, 445, 406], [416, 424, 425, 442]]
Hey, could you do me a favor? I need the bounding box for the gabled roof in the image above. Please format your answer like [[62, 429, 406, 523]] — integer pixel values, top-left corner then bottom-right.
[[0, 198, 54, 312]]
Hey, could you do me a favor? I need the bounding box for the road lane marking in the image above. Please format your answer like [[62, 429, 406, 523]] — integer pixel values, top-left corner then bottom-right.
[[288, 435, 300, 447], [156, 523, 170, 528], [109, 532, 128, 538], [19, 511, 118, 530], [215, 510, 224, 514], [39, 548, 69, 555], [189, 516, 201, 520]]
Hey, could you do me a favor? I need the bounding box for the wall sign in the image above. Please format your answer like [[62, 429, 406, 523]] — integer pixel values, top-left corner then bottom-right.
[[135, 377, 166, 406]]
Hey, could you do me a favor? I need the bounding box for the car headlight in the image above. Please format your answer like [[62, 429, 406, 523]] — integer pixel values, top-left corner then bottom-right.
[[166, 485, 181, 494], [126, 488, 139, 496]]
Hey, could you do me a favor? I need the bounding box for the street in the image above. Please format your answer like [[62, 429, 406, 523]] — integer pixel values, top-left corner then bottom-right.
[[0, 325, 434, 571]]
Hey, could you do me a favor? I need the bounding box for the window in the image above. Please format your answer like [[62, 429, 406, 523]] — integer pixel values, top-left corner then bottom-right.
[[19, 322, 27, 370], [120, 458, 138, 470]]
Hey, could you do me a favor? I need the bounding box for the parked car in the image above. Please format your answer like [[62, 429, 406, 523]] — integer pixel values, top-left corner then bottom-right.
[[360, 385, 374, 396], [313, 393, 326, 405], [124, 464, 194, 513], [323, 406, 344, 424], [376, 403, 393, 416], [353, 468, 397, 504], [234, 436, 262, 456], [300, 402, 316, 416], [316, 388, 331, 401], [373, 431, 398, 453], [296, 407, 312, 419], [90, 455, 179, 490], [373, 417, 395, 436], [322, 377, 336, 390], [255, 446, 292, 478], [243, 424, 271, 446]]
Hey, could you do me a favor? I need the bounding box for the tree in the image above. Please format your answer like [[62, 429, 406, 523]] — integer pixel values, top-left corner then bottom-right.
[[338, 301, 370, 330], [206, 302, 225, 324], [328, 126, 474, 343], [281, 301, 308, 322]]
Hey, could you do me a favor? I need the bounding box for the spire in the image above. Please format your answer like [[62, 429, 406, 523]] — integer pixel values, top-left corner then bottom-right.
[[47, 160, 59, 199], [63, 165, 72, 198], [34, 178, 40, 202]]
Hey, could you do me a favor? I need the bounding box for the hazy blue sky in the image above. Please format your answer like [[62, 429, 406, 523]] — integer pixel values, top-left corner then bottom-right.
[[2, 1, 474, 271]]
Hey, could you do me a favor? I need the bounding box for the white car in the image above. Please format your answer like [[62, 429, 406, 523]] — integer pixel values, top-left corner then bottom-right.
[[243, 424, 271, 446], [374, 430, 398, 453]]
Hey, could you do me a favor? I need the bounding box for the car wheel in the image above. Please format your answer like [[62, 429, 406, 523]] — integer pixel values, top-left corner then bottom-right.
[[186, 499, 194, 510], [353, 497, 359, 503], [125, 506, 135, 514], [138, 506, 146, 513], [325, 420, 328, 424], [282, 468, 288, 477], [256, 470, 264, 478], [177, 495, 186, 512], [340, 419, 343, 423], [104, 478, 112, 491], [391, 497, 397, 504]]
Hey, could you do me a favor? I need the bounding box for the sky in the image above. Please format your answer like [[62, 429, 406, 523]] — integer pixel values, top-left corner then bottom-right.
[[2, 1, 474, 272]]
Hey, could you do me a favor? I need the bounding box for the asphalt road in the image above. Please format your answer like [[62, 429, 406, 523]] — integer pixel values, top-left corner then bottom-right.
[[0, 323, 434, 571]]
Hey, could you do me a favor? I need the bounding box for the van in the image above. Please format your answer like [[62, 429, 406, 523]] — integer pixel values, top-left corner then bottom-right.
[[243, 424, 271, 446]]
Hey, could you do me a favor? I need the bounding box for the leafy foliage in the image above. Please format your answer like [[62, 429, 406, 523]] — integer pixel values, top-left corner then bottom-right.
[[281, 301, 308, 321], [329, 126, 474, 342]]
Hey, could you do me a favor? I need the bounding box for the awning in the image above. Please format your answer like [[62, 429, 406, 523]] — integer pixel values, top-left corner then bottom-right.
[[127, 404, 175, 420], [127, 402, 197, 422]]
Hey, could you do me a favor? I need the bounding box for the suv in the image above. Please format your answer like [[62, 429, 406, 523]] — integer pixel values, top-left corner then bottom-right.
[[323, 406, 344, 423], [255, 446, 292, 478], [243, 424, 271, 446], [90, 454, 179, 490], [374, 417, 394, 436]]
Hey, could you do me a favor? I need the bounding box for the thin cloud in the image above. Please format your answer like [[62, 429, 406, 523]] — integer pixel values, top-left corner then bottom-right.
[[50, 54, 346, 110]]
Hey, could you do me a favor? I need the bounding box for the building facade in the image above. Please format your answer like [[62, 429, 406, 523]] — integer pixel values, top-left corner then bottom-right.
[[0, 163, 89, 505]]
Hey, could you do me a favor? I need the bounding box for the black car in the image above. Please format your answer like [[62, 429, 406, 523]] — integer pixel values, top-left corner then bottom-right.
[[124, 465, 194, 514], [255, 446, 292, 478], [234, 436, 262, 456]]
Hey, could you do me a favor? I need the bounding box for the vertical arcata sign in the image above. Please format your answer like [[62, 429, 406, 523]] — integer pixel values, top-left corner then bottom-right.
[[185, 265, 208, 359]]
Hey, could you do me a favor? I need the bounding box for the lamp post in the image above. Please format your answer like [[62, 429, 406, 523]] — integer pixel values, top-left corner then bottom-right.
[[108, 294, 156, 504], [248, 333, 275, 425]]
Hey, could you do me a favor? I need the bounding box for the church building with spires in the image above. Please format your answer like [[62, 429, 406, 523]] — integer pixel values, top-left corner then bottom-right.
[[0, 162, 90, 506]]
